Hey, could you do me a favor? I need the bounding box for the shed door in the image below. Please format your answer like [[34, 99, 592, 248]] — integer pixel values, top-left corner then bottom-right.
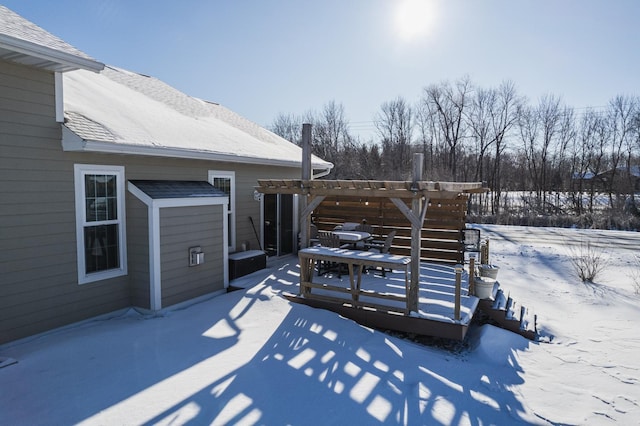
[[263, 194, 294, 257]]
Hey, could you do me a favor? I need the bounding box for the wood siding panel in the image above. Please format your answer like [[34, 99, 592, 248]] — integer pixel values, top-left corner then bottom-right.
[[159, 205, 225, 307], [127, 195, 150, 309]]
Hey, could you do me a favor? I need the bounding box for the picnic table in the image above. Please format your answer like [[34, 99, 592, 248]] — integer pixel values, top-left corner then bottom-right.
[[298, 246, 412, 314]]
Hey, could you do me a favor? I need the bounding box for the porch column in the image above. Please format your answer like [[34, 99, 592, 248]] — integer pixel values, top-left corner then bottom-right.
[[409, 153, 423, 313], [299, 123, 312, 249]]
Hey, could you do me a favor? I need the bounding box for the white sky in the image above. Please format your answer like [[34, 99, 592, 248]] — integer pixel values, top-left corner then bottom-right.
[[3, 0, 639, 141]]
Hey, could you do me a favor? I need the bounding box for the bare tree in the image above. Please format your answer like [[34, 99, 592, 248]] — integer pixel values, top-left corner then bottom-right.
[[374, 96, 414, 179], [420, 77, 472, 180], [267, 84, 640, 230], [488, 81, 521, 214], [570, 109, 607, 215], [270, 112, 303, 145], [463, 81, 522, 215], [270, 101, 353, 178], [518, 95, 567, 212], [317, 100, 351, 150], [605, 95, 637, 208], [466, 86, 494, 184], [415, 98, 437, 177]]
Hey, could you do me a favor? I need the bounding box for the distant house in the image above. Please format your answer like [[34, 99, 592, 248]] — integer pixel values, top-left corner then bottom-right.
[[572, 166, 640, 192], [595, 165, 640, 191], [0, 6, 332, 344]]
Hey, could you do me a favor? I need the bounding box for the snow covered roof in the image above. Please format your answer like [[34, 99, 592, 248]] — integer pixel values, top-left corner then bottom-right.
[[0, 6, 103, 72], [61, 66, 333, 171], [572, 171, 596, 180]]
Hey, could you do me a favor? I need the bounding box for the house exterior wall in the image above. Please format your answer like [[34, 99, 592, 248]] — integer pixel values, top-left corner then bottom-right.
[[0, 61, 130, 344], [127, 195, 150, 309], [159, 205, 225, 307], [1, 60, 303, 344]]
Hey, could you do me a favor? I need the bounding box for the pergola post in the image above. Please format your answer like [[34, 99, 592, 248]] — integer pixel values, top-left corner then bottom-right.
[[299, 123, 312, 249], [409, 153, 424, 313]]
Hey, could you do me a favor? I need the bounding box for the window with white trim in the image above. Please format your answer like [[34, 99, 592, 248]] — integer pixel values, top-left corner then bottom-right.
[[209, 170, 235, 250], [74, 164, 127, 284]]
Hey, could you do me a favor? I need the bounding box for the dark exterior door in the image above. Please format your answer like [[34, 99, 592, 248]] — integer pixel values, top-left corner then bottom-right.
[[263, 194, 294, 257]]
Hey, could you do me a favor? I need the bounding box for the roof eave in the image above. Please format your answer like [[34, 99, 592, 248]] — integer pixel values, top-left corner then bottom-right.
[[61, 133, 334, 172], [0, 34, 104, 72]]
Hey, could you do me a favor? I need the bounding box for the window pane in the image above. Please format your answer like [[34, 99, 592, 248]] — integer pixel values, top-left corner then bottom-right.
[[85, 174, 117, 222], [106, 174, 116, 197], [212, 177, 230, 195], [211, 174, 233, 248], [107, 197, 117, 221], [212, 177, 231, 214], [84, 224, 120, 274], [96, 175, 107, 197]]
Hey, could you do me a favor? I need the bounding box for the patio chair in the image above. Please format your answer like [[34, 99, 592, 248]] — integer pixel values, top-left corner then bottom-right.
[[461, 228, 481, 260], [364, 230, 396, 277], [309, 223, 320, 246], [317, 231, 349, 276], [355, 223, 374, 233]]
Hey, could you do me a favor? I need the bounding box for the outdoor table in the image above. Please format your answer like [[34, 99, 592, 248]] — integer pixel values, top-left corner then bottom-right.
[[298, 246, 412, 313], [332, 230, 371, 248]]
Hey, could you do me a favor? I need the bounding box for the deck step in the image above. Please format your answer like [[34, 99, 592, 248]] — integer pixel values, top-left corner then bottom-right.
[[477, 288, 538, 341], [492, 289, 507, 310], [519, 306, 537, 334], [505, 297, 519, 321]]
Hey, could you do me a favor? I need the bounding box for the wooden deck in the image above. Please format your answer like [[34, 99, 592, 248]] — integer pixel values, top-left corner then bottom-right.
[[255, 150, 490, 340], [288, 255, 481, 341]]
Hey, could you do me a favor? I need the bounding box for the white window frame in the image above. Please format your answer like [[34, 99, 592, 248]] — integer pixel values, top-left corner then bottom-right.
[[208, 170, 236, 251], [74, 164, 127, 284]]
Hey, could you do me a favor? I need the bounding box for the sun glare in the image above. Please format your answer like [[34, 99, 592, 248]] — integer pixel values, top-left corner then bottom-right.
[[394, 0, 436, 42]]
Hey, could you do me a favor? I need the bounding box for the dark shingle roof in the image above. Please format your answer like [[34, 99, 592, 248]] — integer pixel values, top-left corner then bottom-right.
[[129, 180, 226, 199]]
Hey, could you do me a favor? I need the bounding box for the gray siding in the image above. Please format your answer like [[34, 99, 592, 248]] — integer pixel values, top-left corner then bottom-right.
[[0, 61, 130, 343], [127, 195, 150, 309], [0, 59, 303, 344], [159, 205, 225, 307]]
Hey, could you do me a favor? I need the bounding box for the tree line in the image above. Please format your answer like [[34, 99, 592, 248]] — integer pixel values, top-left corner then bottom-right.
[[270, 77, 640, 230]]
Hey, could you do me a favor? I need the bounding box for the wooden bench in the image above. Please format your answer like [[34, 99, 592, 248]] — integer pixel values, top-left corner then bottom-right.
[[298, 247, 412, 314]]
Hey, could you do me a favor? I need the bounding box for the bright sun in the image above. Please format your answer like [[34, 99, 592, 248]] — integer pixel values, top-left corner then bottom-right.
[[394, 0, 436, 42]]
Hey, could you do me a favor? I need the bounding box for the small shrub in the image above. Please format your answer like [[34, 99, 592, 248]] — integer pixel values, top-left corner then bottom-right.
[[568, 239, 608, 283]]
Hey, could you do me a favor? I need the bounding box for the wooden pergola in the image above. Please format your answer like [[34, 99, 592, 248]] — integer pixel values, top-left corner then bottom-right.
[[255, 124, 487, 315]]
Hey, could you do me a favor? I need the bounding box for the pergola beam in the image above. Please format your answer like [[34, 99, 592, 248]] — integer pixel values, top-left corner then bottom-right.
[[389, 197, 429, 229], [256, 179, 485, 199], [300, 195, 325, 221]]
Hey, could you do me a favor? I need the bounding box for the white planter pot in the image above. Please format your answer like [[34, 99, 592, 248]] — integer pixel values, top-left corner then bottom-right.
[[474, 277, 495, 299], [479, 264, 499, 280]]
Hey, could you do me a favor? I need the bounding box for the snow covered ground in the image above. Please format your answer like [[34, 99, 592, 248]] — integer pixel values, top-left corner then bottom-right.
[[1, 225, 639, 425]]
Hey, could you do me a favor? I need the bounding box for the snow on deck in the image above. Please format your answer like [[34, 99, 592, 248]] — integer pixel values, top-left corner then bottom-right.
[[233, 256, 480, 326]]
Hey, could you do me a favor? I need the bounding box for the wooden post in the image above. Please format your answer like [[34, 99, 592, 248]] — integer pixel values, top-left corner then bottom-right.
[[409, 153, 423, 313], [468, 254, 475, 296], [454, 264, 463, 321], [480, 241, 487, 265], [299, 123, 312, 249], [484, 238, 490, 264]]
